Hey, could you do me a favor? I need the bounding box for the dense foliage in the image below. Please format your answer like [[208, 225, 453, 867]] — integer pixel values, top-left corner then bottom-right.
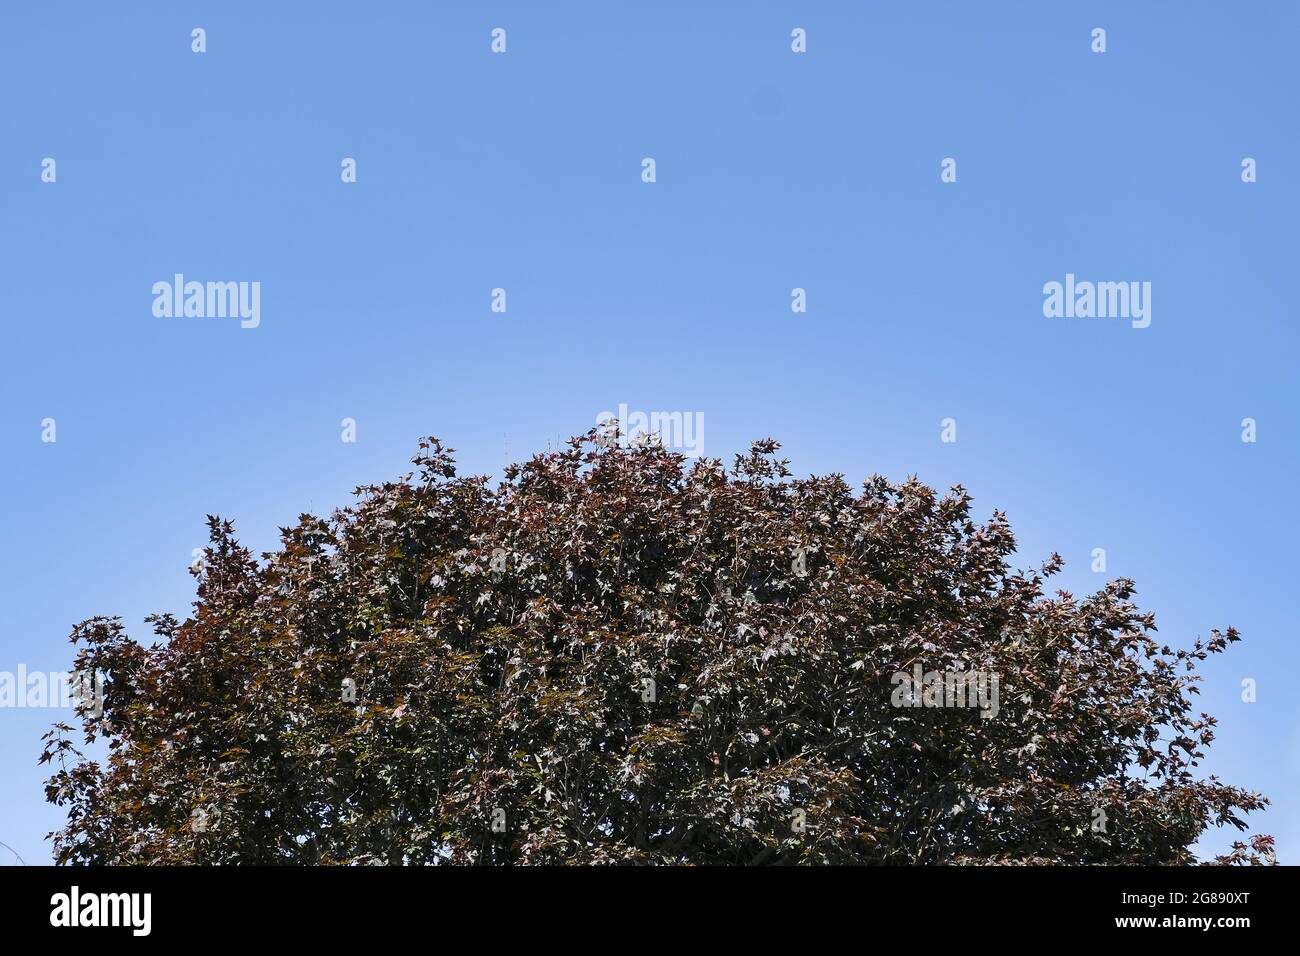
[[43, 430, 1273, 864]]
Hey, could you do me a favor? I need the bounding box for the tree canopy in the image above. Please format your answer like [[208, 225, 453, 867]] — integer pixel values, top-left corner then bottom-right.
[[43, 429, 1273, 864]]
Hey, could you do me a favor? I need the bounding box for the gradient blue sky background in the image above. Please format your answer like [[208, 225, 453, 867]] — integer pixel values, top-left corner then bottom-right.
[[1, 1, 1296, 864]]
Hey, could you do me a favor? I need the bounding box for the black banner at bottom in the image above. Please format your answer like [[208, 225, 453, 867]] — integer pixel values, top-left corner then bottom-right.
[[0, 864, 1284, 941]]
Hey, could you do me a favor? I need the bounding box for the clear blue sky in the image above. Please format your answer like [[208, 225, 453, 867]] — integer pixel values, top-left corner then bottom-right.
[[1, 1, 1295, 864]]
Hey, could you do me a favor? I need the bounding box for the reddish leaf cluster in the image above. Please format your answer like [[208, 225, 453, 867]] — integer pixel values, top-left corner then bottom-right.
[[43, 430, 1271, 864]]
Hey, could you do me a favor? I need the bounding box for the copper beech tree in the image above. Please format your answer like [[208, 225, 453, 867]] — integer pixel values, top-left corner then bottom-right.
[[43, 430, 1274, 865]]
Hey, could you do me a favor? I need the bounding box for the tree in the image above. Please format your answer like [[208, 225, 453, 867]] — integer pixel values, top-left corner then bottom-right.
[[42, 429, 1273, 864]]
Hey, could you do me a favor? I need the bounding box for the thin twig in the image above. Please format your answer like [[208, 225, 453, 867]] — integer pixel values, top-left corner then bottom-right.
[[0, 841, 27, 866]]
